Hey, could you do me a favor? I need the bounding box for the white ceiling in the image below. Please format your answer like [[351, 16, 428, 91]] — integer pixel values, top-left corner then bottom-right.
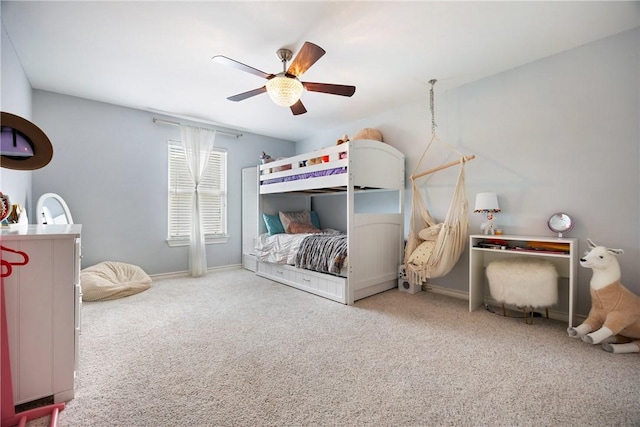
[[2, 1, 639, 141]]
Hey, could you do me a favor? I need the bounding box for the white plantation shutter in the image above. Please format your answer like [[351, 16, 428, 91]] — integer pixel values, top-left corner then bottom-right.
[[168, 142, 227, 243]]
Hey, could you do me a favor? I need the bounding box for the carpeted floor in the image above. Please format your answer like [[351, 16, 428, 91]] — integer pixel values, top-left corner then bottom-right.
[[25, 268, 640, 426]]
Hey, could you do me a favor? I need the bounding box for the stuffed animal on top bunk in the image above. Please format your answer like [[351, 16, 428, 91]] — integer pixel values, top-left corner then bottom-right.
[[351, 128, 383, 142], [336, 134, 349, 159], [259, 151, 273, 164], [567, 239, 640, 354], [336, 134, 349, 145]]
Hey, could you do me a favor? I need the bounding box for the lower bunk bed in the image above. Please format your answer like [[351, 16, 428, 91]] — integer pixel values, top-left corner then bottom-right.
[[254, 139, 405, 305], [255, 214, 402, 304]]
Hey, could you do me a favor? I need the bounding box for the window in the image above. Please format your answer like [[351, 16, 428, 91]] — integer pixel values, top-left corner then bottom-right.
[[167, 141, 227, 246]]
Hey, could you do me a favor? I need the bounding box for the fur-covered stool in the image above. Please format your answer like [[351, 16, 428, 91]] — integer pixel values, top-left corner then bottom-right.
[[486, 257, 558, 324]]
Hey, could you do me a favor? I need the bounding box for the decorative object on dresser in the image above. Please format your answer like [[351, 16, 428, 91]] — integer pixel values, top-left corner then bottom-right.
[[404, 79, 475, 286], [474, 192, 500, 235], [469, 234, 578, 327], [567, 239, 640, 354], [36, 193, 74, 225], [254, 139, 404, 305], [486, 257, 559, 324], [0, 192, 10, 223]]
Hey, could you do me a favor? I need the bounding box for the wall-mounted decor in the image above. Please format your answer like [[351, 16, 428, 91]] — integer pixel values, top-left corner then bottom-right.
[[1, 112, 53, 170]]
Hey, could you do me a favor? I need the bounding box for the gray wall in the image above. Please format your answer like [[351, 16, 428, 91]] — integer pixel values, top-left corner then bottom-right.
[[298, 28, 640, 317], [0, 22, 32, 211], [32, 92, 294, 274], [12, 23, 638, 318]]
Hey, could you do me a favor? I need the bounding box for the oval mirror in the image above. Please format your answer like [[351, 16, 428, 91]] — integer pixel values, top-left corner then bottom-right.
[[36, 193, 74, 225], [548, 212, 573, 237]]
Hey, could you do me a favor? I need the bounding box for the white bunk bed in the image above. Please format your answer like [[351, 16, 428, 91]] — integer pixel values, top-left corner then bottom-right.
[[255, 139, 405, 305]]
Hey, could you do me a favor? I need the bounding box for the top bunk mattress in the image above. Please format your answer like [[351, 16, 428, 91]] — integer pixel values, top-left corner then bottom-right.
[[259, 139, 404, 194]]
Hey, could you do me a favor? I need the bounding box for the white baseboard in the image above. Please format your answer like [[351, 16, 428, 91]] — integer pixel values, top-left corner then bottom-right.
[[423, 283, 468, 300], [151, 264, 242, 280]]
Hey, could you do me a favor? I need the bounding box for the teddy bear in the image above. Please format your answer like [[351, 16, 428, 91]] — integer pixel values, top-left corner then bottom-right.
[[567, 238, 640, 354], [351, 128, 383, 142]]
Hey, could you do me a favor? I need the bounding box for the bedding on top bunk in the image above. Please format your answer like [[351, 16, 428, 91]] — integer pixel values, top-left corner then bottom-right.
[[261, 166, 347, 186]]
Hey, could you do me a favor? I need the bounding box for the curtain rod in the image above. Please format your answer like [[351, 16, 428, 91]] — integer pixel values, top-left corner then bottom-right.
[[152, 117, 243, 138]]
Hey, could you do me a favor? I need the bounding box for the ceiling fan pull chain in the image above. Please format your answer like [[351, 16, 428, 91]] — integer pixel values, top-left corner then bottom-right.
[[429, 79, 437, 137]]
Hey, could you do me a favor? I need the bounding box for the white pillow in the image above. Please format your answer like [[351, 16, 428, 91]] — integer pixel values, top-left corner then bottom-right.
[[418, 223, 442, 241]]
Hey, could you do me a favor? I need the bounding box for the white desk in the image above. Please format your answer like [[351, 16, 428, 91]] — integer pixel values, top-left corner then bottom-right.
[[468, 234, 578, 327]]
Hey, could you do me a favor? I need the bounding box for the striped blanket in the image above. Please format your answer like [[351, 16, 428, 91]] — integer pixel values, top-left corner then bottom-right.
[[295, 233, 347, 275]]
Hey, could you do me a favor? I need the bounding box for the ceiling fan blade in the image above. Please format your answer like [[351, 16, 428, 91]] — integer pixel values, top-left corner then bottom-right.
[[212, 55, 273, 80], [302, 82, 356, 97], [286, 42, 326, 77], [227, 86, 267, 102], [290, 100, 307, 116]]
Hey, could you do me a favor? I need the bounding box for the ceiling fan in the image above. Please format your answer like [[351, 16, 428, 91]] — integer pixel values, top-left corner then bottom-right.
[[212, 42, 356, 116]]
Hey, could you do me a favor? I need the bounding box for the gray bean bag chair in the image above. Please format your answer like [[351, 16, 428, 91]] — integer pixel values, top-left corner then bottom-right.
[[81, 261, 151, 301]]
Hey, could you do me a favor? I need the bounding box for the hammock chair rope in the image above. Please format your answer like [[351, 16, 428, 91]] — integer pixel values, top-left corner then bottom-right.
[[404, 79, 473, 284]]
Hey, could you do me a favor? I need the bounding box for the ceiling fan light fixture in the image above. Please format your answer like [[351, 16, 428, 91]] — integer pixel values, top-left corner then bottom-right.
[[266, 73, 303, 107]]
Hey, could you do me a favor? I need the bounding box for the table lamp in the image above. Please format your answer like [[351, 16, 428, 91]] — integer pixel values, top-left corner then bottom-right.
[[474, 192, 500, 235]]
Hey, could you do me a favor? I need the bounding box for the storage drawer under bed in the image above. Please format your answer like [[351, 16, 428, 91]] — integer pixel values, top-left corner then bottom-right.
[[256, 262, 346, 303]]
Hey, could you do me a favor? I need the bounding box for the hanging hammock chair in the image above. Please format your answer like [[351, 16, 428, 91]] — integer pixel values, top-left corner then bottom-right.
[[404, 80, 475, 285]]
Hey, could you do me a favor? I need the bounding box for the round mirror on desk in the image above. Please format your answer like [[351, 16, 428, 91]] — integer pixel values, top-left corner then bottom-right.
[[548, 213, 573, 237]]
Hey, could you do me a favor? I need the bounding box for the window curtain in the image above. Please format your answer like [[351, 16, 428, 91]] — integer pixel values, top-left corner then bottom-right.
[[179, 125, 217, 276]]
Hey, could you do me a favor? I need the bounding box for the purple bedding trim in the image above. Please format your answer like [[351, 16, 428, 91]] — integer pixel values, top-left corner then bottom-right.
[[261, 166, 347, 186]]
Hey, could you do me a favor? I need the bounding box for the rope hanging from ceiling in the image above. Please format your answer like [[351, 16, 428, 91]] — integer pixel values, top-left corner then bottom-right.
[[403, 79, 475, 283]]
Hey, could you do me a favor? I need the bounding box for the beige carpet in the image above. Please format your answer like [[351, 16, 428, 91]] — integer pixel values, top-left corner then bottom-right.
[[26, 268, 639, 426]]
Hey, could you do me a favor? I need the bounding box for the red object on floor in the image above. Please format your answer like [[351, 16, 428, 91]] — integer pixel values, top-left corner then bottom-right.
[[1, 245, 64, 427]]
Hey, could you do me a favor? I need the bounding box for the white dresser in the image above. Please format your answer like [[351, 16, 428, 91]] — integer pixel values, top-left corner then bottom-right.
[[1, 224, 82, 405]]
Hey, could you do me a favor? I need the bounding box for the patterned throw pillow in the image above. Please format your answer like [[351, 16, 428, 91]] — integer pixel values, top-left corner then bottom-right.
[[279, 210, 313, 234], [408, 240, 436, 267], [288, 222, 320, 234]]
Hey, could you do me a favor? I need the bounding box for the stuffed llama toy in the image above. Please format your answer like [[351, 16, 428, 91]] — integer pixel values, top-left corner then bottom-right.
[[567, 238, 640, 354], [480, 212, 496, 235]]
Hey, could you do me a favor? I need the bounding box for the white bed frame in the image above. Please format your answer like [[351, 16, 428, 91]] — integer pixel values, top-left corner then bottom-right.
[[255, 139, 405, 305]]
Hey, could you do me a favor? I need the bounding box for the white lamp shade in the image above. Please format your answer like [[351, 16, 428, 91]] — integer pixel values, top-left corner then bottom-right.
[[266, 74, 304, 107], [474, 192, 500, 213]]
